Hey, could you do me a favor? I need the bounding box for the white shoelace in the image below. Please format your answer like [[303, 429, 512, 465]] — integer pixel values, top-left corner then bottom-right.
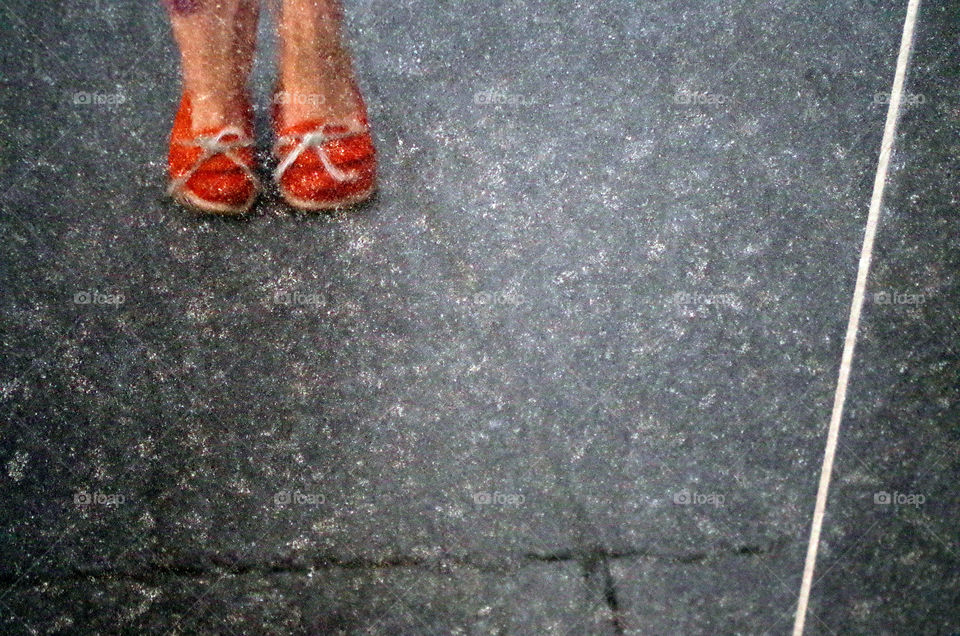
[[167, 126, 259, 198], [273, 123, 368, 184]]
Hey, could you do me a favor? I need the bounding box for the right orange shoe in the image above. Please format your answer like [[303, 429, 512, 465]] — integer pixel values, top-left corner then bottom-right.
[[167, 93, 260, 215], [271, 84, 377, 211]]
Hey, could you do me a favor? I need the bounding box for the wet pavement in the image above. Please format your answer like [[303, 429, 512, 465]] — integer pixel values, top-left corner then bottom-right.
[[0, 0, 957, 633]]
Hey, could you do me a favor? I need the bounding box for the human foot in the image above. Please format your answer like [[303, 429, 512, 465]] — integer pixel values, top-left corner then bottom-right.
[[273, 1, 376, 210], [276, 0, 371, 127], [275, 47, 369, 128], [168, 92, 259, 215], [165, 0, 260, 213], [272, 91, 376, 211], [184, 89, 250, 134]]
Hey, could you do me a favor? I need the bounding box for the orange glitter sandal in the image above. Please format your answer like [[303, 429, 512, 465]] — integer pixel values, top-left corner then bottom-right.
[[167, 93, 260, 215], [272, 86, 377, 211]]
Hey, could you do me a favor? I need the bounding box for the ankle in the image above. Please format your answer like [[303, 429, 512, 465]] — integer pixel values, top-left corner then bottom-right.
[[185, 88, 248, 132], [280, 42, 350, 79]]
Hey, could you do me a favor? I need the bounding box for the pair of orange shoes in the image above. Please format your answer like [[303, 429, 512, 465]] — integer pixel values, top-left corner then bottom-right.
[[167, 90, 376, 214]]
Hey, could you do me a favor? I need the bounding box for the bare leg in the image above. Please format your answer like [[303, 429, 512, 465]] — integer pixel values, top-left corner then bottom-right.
[[233, 0, 260, 86], [166, 0, 259, 132], [277, 0, 365, 127]]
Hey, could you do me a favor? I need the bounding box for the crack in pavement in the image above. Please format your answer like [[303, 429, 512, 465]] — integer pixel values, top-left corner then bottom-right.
[[0, 538, 792, 587]]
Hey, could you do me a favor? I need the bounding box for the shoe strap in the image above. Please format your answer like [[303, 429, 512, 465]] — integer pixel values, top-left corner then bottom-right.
[[167, 125, 259, 198], [273, 123, 368, 184]]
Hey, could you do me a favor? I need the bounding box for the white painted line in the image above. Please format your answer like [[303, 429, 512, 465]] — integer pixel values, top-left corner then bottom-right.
[[792, 0, 922, 633]]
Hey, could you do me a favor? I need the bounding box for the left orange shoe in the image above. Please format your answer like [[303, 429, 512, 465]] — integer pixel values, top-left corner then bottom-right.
[[167, 92, 260, 215], [272, 88, 377, 211]]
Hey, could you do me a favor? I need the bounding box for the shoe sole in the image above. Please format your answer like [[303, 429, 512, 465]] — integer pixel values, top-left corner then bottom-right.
[[174, 189, 256, 215], [279, 184, 376, 211]]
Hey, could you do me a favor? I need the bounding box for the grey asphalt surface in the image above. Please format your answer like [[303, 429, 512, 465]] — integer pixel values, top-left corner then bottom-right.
[[0, 0, 957, 634]]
